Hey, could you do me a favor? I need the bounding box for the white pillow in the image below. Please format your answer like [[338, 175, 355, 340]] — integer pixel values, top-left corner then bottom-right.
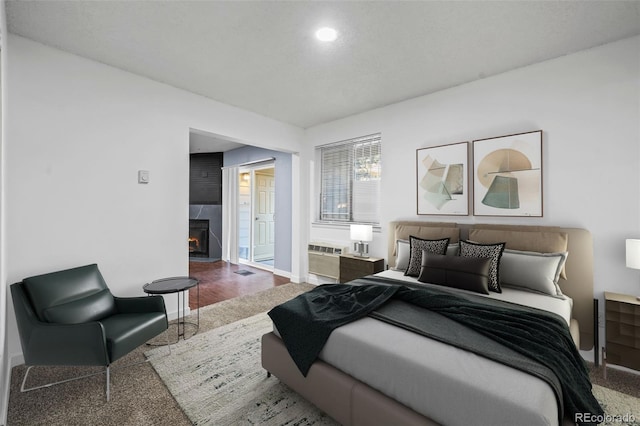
[[499, 249, 568, 296], [393, 239, 410, 271]]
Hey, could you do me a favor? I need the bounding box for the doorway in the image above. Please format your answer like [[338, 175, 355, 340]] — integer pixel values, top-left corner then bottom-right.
[[238, 162, 276, 269]]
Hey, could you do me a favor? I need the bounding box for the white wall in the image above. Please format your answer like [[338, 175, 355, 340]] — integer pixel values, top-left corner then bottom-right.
[[306, 36, 640, 302], [0, 1, 8, 423], [4, 35, 303, 373]]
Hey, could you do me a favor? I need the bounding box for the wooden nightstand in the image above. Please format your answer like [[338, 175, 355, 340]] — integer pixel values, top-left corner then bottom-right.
[[604, 292, 640, 372], [339, 254, 385, 283]]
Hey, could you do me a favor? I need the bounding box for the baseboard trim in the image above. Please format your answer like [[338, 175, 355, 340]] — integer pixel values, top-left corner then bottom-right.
[[166, 307, 187, 321], [2, 351, 26, 424], [0, 382, 7, 426], [306, 274, 337, 286], [273, 268, 291, 280], [9, 352, 24, 369], [0, 356, 12, 426], [289, 275, 303, 283]]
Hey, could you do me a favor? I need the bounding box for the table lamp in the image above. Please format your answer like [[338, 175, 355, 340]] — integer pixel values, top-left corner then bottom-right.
[[625, 239, 640, 300], [351, 224, 373, 258]]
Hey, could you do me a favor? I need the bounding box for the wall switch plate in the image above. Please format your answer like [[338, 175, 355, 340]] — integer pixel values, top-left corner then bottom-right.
[[138, 170, 150, 184]]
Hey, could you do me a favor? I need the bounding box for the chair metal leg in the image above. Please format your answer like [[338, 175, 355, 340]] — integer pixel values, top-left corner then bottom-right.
[[20, 365, 109, 394], [21, 328, 172, 401], [106, 366, 110, 402], [166, 326, 172, 355]]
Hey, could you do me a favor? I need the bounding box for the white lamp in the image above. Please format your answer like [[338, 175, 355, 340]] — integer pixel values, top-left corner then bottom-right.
[[625, 239, 640, 300], [350, 224, 373, 258]]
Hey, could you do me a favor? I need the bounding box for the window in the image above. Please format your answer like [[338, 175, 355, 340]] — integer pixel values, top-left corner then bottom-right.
[[318, 133, 381, 224]]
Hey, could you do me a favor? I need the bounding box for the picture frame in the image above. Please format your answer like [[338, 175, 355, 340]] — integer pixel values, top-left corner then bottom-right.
[[416, 141, 469, 215], [472, 130, 543, 217]]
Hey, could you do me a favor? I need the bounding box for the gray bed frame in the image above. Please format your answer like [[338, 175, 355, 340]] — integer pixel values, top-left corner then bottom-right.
[[262, 222, 594, 425]]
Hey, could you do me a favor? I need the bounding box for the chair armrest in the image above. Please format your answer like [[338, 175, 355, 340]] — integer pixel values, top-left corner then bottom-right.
[[25, 321, 110, 366], [114, 295, 166, 314]]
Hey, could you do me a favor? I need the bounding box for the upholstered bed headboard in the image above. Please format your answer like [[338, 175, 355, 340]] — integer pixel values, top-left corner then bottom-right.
[[387, 221, 594, 350]]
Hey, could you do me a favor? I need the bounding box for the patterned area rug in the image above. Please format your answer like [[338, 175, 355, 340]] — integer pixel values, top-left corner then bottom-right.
[[592, 386, 640, 425], [146, 312, 337, 425], [147, 313, 640, 426]]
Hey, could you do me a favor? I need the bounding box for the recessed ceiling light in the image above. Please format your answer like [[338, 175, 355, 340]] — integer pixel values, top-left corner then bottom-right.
[[315, 27, 338, 42]]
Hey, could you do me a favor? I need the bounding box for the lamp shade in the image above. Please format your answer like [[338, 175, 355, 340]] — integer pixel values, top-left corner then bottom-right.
[[350, 224, 373, 242], [626, 239, 640, 270]]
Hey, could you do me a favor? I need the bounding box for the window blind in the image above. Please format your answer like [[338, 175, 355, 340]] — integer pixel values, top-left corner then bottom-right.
[[319, 133, 381, 224]]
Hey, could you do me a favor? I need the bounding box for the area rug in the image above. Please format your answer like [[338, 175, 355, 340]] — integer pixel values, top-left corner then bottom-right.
[[147, 312, 640, 426], [592, 386, 640, 425], [146, 312, 337, 425]]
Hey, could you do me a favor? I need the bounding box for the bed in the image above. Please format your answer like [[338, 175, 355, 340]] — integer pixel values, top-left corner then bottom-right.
[[261, 222, 597, 426]]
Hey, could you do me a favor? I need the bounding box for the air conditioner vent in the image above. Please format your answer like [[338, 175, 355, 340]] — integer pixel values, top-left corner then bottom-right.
[[308, 244, 346, 256], [308, 242, 348, 279]]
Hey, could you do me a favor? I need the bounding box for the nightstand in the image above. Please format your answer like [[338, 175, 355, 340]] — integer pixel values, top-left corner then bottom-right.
[[604, 292, 640, 372], [339, 254, 384, 283]]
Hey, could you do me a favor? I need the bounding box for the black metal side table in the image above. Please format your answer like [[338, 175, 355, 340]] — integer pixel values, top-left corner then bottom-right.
[[143, 276, 199, 342]]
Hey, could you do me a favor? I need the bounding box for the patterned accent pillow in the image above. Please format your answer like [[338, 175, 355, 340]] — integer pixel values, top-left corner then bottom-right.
[[459, 240, 506, 293], [405, 236, 450, 277]]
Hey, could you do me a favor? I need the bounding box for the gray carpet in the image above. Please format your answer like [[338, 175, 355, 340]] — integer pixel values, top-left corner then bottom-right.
[[7, 281, 640, 425]]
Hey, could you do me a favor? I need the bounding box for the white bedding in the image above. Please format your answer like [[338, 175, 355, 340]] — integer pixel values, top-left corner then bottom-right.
[[274, 270, 575, 426]]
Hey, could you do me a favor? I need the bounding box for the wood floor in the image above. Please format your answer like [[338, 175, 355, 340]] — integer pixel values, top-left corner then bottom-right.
[[188, 260, 290, 309]]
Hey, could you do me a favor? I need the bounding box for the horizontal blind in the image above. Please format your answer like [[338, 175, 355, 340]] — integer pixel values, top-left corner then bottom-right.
[[320, 143, 352, 221], [319, 133, 381, 224], [353, 137, 381, 222]]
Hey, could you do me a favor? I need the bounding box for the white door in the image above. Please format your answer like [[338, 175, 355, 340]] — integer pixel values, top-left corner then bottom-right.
[[253, 168, 275, 262]]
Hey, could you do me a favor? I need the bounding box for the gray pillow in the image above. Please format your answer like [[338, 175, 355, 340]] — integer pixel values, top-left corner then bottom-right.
[[499, 249, 568, 296], [393, 239, 410, 271], [396, 239, 454, 272], [418, 253, 491, 294], [459, 240, 505, 293], [405, 236, 450, 277]]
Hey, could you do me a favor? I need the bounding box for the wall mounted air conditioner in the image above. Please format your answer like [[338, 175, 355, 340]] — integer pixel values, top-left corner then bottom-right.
[[308, 242, 348, 280]]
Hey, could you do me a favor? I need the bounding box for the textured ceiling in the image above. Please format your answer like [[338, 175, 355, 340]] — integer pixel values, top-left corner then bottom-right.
[[6, 1, 640, 129]]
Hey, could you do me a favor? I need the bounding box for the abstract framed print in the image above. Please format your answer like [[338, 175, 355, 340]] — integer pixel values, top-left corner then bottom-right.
[[473, 130, 543, 217], [416, 142, 469, 215]]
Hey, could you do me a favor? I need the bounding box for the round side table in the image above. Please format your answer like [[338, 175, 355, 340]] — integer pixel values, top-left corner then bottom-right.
[[143, 276, 199, 342]]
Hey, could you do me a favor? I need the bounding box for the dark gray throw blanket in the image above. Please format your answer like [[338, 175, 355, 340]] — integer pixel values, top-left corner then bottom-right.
[[267, 277, 603, 425]]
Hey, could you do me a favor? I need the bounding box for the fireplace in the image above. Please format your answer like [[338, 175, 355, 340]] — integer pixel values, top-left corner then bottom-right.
[[189, 219, 210, 258]]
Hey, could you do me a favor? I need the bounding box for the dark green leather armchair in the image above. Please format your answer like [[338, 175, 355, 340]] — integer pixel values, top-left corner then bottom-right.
[[11, 263, 169, 400]]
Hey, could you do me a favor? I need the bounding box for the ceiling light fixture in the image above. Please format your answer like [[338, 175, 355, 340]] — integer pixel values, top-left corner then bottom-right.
[[315, 27, 338, 42]]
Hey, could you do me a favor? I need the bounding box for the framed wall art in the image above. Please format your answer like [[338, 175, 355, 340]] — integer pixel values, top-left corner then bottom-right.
[[416, 141, 469, 215], [472, 130, 543, 217]]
